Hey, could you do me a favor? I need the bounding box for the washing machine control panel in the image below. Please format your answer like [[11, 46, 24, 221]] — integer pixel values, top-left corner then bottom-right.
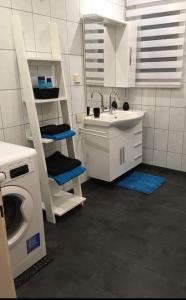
[[10, 164, 29, 179], [0, 156, 36, 184]]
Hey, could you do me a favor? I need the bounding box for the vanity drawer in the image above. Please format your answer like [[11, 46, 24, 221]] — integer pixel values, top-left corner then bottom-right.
[[133, 141, 143, 160]]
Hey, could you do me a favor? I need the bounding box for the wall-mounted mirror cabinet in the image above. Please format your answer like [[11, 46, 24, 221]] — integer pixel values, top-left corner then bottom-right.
[[83, 14, 137, 88]]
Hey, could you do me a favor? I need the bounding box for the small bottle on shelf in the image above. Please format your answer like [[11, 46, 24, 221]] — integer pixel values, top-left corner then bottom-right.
[[46, 77, 54, 89], [38, 76, 47, 89]]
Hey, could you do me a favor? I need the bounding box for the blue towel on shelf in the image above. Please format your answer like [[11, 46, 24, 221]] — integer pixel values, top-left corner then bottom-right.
[[116, 171, 166, 195], [49, 165, 86, 186], [42, 130, 76, 141]]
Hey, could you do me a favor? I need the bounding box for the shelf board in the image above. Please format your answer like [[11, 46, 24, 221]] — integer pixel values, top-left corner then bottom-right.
[[27, 136, 54, 144], [42, 191, 86, 217], [27, 57, 61, 63], [34, 97, 67, 104], [83, 13, 128, 26]]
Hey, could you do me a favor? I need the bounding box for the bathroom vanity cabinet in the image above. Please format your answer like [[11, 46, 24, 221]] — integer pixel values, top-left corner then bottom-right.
[[84, 121, 143, 182]]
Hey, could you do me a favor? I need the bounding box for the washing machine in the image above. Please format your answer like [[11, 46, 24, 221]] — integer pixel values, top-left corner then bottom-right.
[[0, 142, 46, 279]]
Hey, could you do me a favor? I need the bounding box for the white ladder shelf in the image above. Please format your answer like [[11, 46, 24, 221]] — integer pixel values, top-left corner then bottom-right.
[[12, 15, 86, 224]]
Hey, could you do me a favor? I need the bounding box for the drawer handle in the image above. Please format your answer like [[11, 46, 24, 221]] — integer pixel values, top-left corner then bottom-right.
[[134, 130, 142, 135], [123, 147, 125, 164], [134, 153, 142, 160], [134, 142, 142, 148], [120, 148, 122, 165]]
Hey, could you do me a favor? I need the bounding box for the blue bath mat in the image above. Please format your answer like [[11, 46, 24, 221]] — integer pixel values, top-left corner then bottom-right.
[[116, 171, 166, 195]]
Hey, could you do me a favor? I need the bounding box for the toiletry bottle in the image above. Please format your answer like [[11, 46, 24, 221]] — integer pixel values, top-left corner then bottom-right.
[[38, 76, 46, 89], [123, 102, 129, 111], [46, 77, 53, 89]]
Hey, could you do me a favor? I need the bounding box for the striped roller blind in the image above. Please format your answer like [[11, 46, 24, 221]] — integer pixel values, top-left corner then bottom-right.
[[126, 0, 186, 88], [84, 20, 105, 85]]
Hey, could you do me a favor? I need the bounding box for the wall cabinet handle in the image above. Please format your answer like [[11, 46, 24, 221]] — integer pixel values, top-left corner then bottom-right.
[[129, 47, 132, 66], [120, 148, 122, 165], [123, 147, 125, 164]]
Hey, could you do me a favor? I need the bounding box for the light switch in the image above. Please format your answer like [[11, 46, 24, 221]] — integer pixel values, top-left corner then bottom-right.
[[73, 74, 81, 84], [76, 113, 83, 124]]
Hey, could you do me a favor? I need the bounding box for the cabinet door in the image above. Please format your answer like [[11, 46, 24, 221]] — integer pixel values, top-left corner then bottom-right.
[[109, 136, 125, 181], [84, 130, 110, 181], [115, 21, 137, 88], [109, 124, 143, 181]]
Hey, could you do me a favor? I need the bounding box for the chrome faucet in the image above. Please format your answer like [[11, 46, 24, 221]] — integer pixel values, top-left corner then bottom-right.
[[109, 90, 120, 114], [91, 90, 106, 113]]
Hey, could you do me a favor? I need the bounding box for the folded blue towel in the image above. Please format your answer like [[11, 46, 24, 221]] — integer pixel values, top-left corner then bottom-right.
[[49, 165, 86, 185], [116, 171, 166, 195], [42, 130, 76, 141]]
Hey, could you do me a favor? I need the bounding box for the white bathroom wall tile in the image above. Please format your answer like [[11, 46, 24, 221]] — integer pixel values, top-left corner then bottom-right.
[[13, 10, 35, 52], [32, 0, 50, 16], [167, 152, 182, 171], [42, 102, 59, 121], [112, 3, 124, 20], [117, 87, 128, 101], [66, 0, 80, 22], [0, 7, 14, 49], [12, 0, 32, 12], [92, 0, 104, 15], [168, 131, 183, 154], [0, 107, 2, 128], [142, 88, 156, 106], [0, 129, 4, 141], [71, 86, 85, 114], [153, 150, 167, 168], [155, 106, 169, 130], [50, 0, 66, 20], [69, 55, 84, 86], [171, 85, 186, 108], [143, 147, 153, 165], [103, 0, 113, 18], [33, 14, 51, 53], [181, 155, 186, 172], [0, 89, 24, 127], [112, 0, 124, 6], [4, 125, 27, 146], [130, 104, 142, 111], [183, 132, 186, 154], [129, 88, 142, 105], [169, 108, 185, 131], [0, 0, 11, 7], [142, 105, 155, 128], [67, 21, 83, 55], [37, 65, 52, 77], [156, 89, 171, 107], [80, 0, 92, 15], [154, 129, 168, 152], [143, 128, 154, 149], [0, 50, 19, 89], [52, 19, 68, 54]]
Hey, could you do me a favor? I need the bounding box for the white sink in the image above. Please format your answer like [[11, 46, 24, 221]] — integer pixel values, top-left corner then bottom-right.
[[84, 110, 145, 129]]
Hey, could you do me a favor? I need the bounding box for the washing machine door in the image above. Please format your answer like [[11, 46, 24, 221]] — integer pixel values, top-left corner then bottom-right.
[[2, 186, 34, 249]]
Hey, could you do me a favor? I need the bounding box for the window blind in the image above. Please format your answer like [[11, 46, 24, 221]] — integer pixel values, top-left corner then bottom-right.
[[126, 0, 186, 88]]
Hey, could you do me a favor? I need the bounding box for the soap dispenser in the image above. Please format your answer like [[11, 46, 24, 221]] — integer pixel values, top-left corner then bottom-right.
[[123, 102, 130, 111]]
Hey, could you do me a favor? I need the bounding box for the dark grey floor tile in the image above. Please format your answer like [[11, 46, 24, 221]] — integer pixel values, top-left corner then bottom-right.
[[17, 165, 186, 298]]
